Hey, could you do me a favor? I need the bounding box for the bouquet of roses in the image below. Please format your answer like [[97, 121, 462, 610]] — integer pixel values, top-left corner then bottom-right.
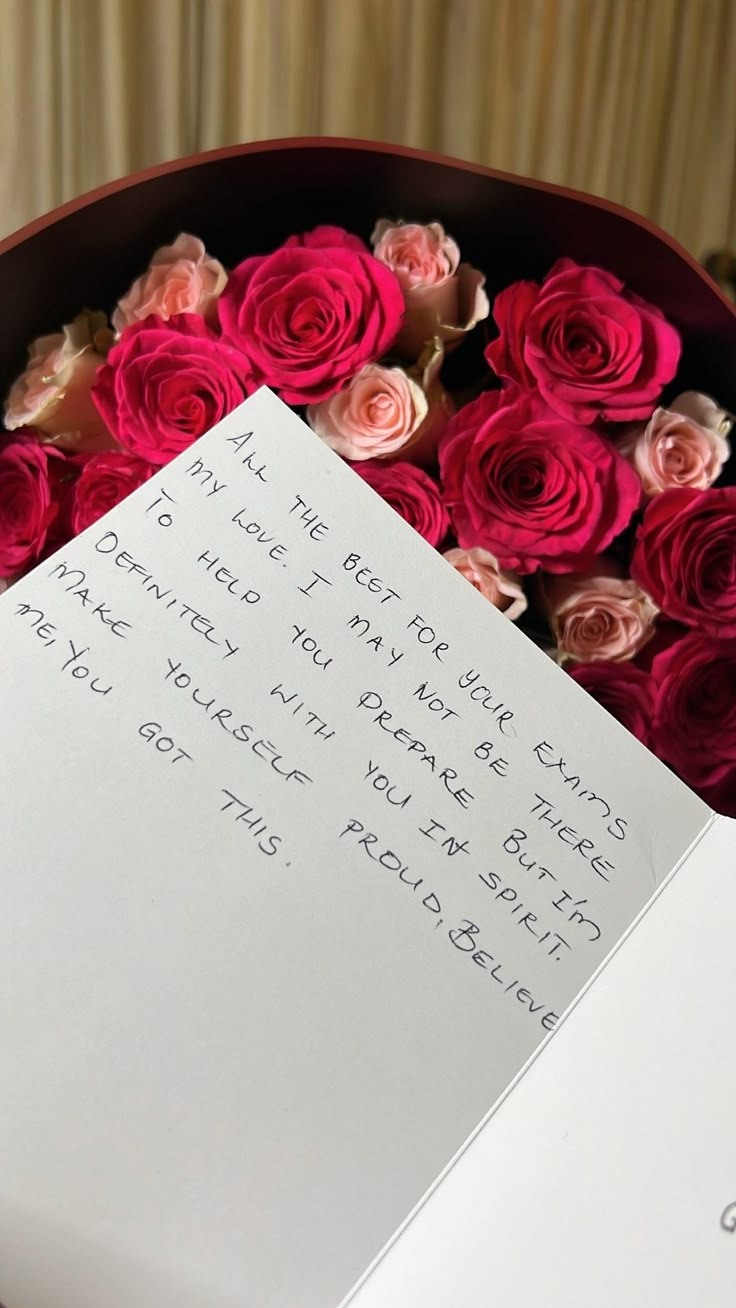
[[1, 221, 734, 813]]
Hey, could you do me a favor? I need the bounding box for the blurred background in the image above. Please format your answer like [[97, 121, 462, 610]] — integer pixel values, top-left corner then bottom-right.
[[1, 0, 735, 282]]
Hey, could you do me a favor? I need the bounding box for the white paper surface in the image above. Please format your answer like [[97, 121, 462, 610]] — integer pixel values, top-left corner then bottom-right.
[[347, 814, 736, 1308], [0, 388, 710, 1307]]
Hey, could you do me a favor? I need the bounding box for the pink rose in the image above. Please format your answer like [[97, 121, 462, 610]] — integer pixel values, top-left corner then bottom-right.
[[92, 313, 254, 465], [0, 436, 62, 575], [308, 365, 426, 460], [371, 219, 489, 359], [372, 220, 461, 290], [217, 226, 404, 405], [439, 386, 640, 573], [352, 460, 450, 547], [443, 547, 527, 620], [112, 233, 227, 334], [307, 342, 451, 464], [567, 661, 655, 747], [541, 564, 657, 663], [630, 486, 736, 635], [4, 312, 114, 451], [485, 259, 681, 424], [618, 404, 730, 496], [71, 451, 155, 534], [651, 633, 736, 812]]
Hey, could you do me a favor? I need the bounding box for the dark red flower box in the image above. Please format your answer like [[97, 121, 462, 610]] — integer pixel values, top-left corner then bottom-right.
[[2, 137, 735, 424]]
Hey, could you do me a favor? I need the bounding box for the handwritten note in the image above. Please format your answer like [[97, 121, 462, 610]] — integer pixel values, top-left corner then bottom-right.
[[0, 389, 711, 1308]]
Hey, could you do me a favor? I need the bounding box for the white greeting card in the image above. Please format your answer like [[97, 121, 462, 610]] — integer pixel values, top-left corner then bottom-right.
[[347, 814, 736, 1308], [0, 388, 722, 1308]]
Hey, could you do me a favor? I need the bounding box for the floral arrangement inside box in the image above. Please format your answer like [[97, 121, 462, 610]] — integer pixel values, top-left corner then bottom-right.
[[1, 220, 734, 813]]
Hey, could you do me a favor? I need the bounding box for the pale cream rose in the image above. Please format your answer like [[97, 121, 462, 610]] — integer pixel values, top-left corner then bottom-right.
[[444, 546, 527, 621], [112, 232, 228, 334], [542, 567, 658, 664], [371, 219, 489, 360], [307, 340, 453, 465], [618, 404, 730, 496], [671, 390, 732, 436], [3, 310, 114, 451]]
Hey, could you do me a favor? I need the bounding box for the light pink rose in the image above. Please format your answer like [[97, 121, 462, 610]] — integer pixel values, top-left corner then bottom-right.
[[112, 233, 227, 334], [4, 312, 114, 451], [371, 220, 461, 289], [371, 219, 489, 360], [444, 546, 527, 620], [542, 564, 658, 663], [307, 341, 452, 464], [618, 403, 730, 497], [308, 365, 426, 459]]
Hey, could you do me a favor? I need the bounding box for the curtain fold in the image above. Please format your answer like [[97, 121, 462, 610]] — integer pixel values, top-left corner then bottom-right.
[[1, 0, 735, 255]]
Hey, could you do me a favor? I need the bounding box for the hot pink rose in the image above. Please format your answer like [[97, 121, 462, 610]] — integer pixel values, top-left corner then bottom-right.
[[307, 342, 451, 464], [439, 386, 640, 573], [618, 403, 730, 496], [71, 451, 155, 534], [371, 219, 489, 359], [352, 460, 449, 547], [217, 226, 404, 405], [485, 259, 681, 424], [92, 313, 254, 465], [4, 312, 114, 451], [112, 233, 227, 334], [567, 661, 655, 747], [542, 564, 658, 663], [443, 547, 527, 620], [652, 633, 736, 812], [630, 486, 736, 635], [0, 436, 62, 575]]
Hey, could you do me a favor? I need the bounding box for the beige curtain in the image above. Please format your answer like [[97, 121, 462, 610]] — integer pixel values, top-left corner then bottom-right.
[[1, 0, 735, 256]]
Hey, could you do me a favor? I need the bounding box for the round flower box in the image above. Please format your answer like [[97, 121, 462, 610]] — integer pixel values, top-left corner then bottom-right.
[[2, 138, 735, 405], [2, 138, 736, 810]]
